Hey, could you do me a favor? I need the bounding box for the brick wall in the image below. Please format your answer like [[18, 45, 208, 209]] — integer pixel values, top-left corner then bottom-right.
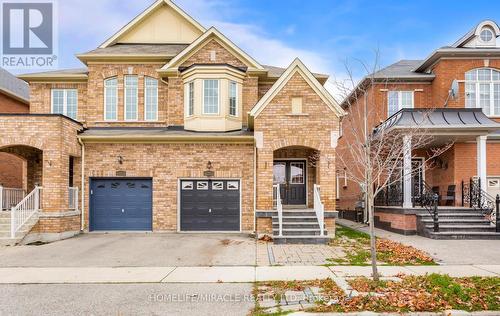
[[254, 72, 339, 211], [83, 142, 255, 232], [0, 93, 28, 113]]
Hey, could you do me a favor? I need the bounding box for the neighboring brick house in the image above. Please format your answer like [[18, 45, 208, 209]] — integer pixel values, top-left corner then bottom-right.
[[337, 20, 500, 239], [0, 68, 29, 190], [0, 0, 344, 244]]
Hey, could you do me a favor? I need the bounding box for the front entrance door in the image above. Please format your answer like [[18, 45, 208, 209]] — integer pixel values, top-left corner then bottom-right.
[[273, 160, 306, 205]]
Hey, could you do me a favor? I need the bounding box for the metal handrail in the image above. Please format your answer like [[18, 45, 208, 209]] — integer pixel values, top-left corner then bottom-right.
[[273, 184, 283, 236], [463, 178, 496, 224], [313, 184, 325, 236], [11, 186, 42, 238], [418, 180, 439, 232]]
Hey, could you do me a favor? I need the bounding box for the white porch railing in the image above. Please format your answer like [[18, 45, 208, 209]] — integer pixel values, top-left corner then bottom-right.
[[313, 184, 325, 236], [11, 186, 42, 238], [0, 186, 25, 211], [69, 187, 79, 210], [273, 184, 283, 236]]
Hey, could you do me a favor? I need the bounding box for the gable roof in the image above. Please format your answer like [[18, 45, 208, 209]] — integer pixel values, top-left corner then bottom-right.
[[452, 20, 500, 48], [99, 0, 205, 48], [159, 27, 265, 74], [250, 58, 345, 118], [0, 67, 29, 104]]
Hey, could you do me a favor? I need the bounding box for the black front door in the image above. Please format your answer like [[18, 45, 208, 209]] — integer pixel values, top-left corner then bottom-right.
[[273, 160, 306, 205]]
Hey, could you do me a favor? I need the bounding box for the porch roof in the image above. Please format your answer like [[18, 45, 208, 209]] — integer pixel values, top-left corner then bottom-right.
[[374, 108, 500, 136], [78, 127, 254, 143]]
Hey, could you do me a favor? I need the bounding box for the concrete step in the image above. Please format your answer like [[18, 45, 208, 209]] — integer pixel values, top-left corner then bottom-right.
[[282, 211, 317, 217], [273, 235, 330, 244], [426, 231, 500, 240], [273, 228, 327, 236], [272, 216, 318, 223], [417, 213, 485, 220], [419, 218, 490, 224], [272, 222, 322, 229], [425, 225, 496, 232]]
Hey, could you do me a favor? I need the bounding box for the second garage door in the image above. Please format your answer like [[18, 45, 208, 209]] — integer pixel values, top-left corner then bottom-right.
[[180, 179, 240, 231], [90, 178, 152, 231]]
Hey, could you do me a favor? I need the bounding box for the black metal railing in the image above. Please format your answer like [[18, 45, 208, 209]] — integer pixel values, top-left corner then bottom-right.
[[461, 178, 496, 224], [417, 180, 439, 232], [374, 181, 403, 206]]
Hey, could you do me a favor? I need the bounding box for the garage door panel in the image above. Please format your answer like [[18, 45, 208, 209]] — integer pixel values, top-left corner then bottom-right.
[[90, 178, 152, 231], [180, 180, 240, 231]]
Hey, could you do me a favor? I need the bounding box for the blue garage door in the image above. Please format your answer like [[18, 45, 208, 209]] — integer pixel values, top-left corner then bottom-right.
[[90, 178, 152, 231]]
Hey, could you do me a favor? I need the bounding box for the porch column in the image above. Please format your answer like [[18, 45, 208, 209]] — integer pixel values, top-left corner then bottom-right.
[[476, 135, 487, 190], [403, 135, 412, 208]]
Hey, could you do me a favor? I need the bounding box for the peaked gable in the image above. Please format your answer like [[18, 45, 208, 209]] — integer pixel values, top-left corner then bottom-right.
[[159, 27, 265, 73], [100, 0, 205, 48], [250, 58, 345, 118]]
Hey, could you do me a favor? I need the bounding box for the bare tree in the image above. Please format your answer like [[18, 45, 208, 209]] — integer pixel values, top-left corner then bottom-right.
[[334, 54, 453, 281]]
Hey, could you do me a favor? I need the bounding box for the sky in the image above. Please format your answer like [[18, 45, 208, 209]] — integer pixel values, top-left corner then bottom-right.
[[32, 0, 500, 95]]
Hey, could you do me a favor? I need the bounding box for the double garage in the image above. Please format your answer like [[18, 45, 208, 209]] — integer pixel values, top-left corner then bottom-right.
[[89, 178, 241, 232]]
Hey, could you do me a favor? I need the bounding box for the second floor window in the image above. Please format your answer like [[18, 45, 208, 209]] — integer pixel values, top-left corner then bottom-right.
[[203, 79, 219, 114], [229, 81, 237, 116], [388, 91, 413, 116], [52, 89, 78, 120], [185, 81, 194, 116], [124, 75, 138, 120], [104, 78, 117, 120], [144, 77, 158, 121], [465, 68, 500, 116]]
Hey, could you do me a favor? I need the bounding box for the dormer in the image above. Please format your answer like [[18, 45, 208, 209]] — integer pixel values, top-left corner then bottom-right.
[[460, 20, 500, 48]]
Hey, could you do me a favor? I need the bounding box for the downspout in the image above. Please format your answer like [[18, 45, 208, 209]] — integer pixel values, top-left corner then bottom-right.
[[253, 143, 257, 233], [77, 137, 85, 231]]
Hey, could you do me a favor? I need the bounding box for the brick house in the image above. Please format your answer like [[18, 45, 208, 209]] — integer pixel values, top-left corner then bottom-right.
[[337, 20, 500, 239], [0, 0, 344, 245], [0, 68, 29, 190]]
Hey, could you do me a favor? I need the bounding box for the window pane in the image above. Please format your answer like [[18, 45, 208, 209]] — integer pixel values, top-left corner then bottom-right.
[[465, 70, 477, 81], [229, 81, 237, 116], [493, 70, 500, 81], [400, 91, 413, 108], [479, 83, 491, 115], [144, 77, 158, 121], [465, 83, 476, 108], [203, 79, 219, 114], [387, 91, 399, 116], [478, 69, 491, 81], [124, 75, 138, 120], [494, 84, 500, 116], [188, 82, 194, 116], [52, 90, 64, 114], [104, 78, 117, 120], [66, 90, 77, 119]]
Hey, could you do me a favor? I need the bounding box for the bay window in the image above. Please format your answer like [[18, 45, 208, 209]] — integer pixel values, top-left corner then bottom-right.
[[203, 79, 219, 114], [185, 81, 194, 116], [465, 68, 500, 116], [229, 81, 237, 116], [387, 91, 413, 116], [51, 89, 78, 120]]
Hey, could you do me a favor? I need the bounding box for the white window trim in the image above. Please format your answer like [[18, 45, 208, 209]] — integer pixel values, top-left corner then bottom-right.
[[202, 79, 220, 115], [465, 68, 500, 117], [51, 89, 78, 120], [229, 81, 238, 117], [124, 75, 138, 121], [387, 90, 414, 116], [144, 77, 158, 121], [103, 77, 118, 121], [184, 81, 195, 117]]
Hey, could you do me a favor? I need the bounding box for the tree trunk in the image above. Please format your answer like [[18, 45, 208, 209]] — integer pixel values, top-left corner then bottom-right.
[[367, 184, 379, 281]]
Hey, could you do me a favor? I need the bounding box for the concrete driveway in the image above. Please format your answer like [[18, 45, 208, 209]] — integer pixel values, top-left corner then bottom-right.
[[0, 233, 257, 267]]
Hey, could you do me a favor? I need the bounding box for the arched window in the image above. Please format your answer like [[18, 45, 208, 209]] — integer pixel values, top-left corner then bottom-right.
[[465, 68, 500, 116], [104, 77, 118, 121]]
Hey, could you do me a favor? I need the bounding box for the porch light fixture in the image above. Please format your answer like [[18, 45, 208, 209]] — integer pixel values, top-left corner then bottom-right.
[[118, 156, 124, 164], [206, 161, 213, 170]]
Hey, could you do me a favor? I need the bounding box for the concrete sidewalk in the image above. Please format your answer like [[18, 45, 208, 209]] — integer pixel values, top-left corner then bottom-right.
[[0, 264, 498, 284]]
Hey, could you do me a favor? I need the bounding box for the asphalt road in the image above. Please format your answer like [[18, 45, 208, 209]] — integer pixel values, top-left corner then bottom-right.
[[0, 283, 255, 316]]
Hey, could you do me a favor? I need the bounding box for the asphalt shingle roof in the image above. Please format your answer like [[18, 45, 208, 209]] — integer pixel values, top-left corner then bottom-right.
[[0, 67, 29, 102], [372, 60, 434, 79]]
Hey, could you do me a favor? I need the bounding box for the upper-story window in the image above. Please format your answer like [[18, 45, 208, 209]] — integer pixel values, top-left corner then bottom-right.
[[144, 77, 158, 121], [51, 89, 78, 120], [203, 79, 219, 114], [124, 75, 138, 120], [480, 28, 494, 42], [185, 81, 194, 116], [387, 91, 413, 116], [465, 68, 500, 116], [229, 81, 238, 116], [104, 77, 118, 121]]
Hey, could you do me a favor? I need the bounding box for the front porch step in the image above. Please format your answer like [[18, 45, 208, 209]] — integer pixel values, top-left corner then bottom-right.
[[425, 225, 496, 232], [426, 231, 500, 240], [419, 218, 490, 224], [273, 235, 330, 244], [272, 216, 318, 223], [417, 213, 486, 220], [272, 228, 327, 236], [282, 211, 317, 217], [272, 222, 323, 229]]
